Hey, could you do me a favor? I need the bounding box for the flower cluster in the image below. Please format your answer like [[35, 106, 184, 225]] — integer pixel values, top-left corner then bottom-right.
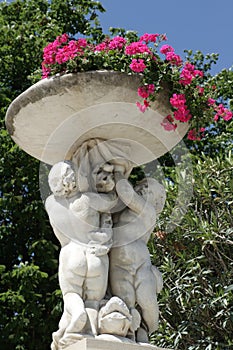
[[179, 63, 203, 86], [42, 34, 88, 77], [170, 94, 192, 122], [187, 128, 205, 141], [160, 45, 182, 67], [41, 32, 232, 141], [95, 36, 127, 51]]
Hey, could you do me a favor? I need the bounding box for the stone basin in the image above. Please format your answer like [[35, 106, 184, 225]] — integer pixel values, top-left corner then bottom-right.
[[5, 71, 189, 165]]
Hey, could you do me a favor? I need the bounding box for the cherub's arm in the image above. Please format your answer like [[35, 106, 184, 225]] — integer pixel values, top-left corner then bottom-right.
[[88, 192, 118, 212], [72, 192, 118, 213], [115, 172, 146, 214]]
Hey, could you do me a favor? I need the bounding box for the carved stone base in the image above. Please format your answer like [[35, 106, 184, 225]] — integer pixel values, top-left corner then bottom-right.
[[65, 338, 172, 350]]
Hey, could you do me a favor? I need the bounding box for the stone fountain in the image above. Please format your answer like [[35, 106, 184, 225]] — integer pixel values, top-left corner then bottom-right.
[[5, 71, 188, 350]]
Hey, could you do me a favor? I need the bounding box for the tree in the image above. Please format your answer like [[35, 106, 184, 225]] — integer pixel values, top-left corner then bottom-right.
[[1, 1, 232, 350], [149, 53, 233, 349], [0, 1, 104, 349]]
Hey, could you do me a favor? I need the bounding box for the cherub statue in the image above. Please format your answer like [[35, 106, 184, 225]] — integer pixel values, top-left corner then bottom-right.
[[110, 168, 165, 342], [45, 161, 117, 349]]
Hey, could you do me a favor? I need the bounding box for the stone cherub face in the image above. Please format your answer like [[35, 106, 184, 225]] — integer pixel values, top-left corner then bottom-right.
[[134, 178, 166, 214], [93, 163, 115, 193], [48, 161, 77, 198]]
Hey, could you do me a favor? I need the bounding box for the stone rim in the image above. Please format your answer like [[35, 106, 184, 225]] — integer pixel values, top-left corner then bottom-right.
[[5, 71, 189, 165]]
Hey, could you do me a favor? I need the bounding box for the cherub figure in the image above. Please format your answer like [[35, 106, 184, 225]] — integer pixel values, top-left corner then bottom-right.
[[45, 161, 117, 349], [109, 169, 165, 342]]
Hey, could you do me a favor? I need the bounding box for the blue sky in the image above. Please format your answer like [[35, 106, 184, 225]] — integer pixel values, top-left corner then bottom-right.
[[99, 0, 233, 75]]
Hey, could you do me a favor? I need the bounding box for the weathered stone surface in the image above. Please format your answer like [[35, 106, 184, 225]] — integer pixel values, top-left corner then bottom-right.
[[5, 72, 182, 349], [47, 157, 166, 349], [65, 338, 173, 350], [5, 71, 189, 165]]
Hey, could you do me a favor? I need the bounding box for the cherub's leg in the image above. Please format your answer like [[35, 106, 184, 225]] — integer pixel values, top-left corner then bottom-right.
[[135, 265, 159, 334], [59, 242, 87, 339], [85, 251, 109, 300], [51, 309, 70, 349], [109, 260, 137, 340], [84, 251, 109, 335], [110, 263, 136, 308], [63, 293, 87, 334], [109, 248, 136, 309]]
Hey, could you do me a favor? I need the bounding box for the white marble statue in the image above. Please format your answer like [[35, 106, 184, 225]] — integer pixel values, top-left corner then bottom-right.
[[45, 149, 165, 349], [110, 168, 165, 343], [45, 161, 118, 349]]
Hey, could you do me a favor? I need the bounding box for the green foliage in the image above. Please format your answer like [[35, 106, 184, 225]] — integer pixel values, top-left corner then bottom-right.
[[0, 0, 104, 98], [149, 150, 233, 349], [184, 50, 219, 77], [0, 1, 104, 349]]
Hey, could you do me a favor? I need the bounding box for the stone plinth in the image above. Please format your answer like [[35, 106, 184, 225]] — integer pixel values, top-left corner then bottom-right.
[[66, 339, 172, 350]]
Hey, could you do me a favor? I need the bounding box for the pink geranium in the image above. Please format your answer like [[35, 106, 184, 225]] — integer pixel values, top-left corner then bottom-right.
[[125, 42, 152, 55], [187, 128, 205, 141], [130, 59, 147, 72], [41, 32, 232, 140], [160, 44, 174, 55], [173, 107, 192, 122], [138, 84, 155, 98], [208, 98, 216, 106], [161, 115, 177, 131], [180, 63, 203, 86], [165, 52, 182, 66], [77, 38, 88, 48], [170, 93, 186, 108], [214, 104, 233, 121], [170, 93, 192, 122], [139, 33, 159, 43], [109, 36, 127, 50], [197, 86, 204, 95], [94, 42, 108, 52], [136, 100, 150, 113]]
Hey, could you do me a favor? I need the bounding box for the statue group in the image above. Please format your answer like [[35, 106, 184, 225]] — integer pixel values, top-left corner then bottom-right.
[[45, 139, 166, 349], [5, 71, 189, 350]]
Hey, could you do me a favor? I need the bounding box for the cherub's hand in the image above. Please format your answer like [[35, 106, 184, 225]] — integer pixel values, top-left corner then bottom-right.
[[114, 164, 125, 174]]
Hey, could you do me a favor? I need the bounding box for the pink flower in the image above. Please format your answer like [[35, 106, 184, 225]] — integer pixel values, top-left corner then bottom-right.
[[169, 94, 192, 122], [180, 63, 204, 86], [197, 86, 204, 95], [138, 87, 149, 99], [139, 33, 159, 43], [109, 36, 127, 50], [187, 128, 205, 141], [130, 58, 147, 72], [207, 98, 216, 106], [214, 114, 219, 122], [161, 115, 177, 131], [42, 63, 51, 79], [214, 104, 233, 121], [125, 42, 151, 55], [160, 45, 174, 55], [77, 38, 88, 48], [59, 33, 69, 44], [94, 42, 108, 52], [165, 52, 182, 66], [55, 44, 78, 64], [194, 70, 204, 78], [136, 100, 150, 113], [147, 84, 155, 94], [170, 93, 186, 108], [173, 107, 192, 122], [223, 111, 233, 121], [138, 84, 155, 98]]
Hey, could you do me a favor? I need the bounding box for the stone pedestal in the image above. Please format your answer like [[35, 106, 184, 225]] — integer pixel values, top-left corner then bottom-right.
[[66, 339, 172, 350]]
